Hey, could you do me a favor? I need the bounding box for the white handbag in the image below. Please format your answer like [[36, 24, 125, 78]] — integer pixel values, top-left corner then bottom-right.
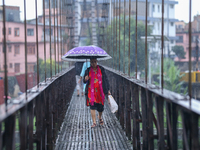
[[108, 95, 118, 113]]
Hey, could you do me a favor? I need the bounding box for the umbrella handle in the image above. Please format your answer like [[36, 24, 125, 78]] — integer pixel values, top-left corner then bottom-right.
[[86, 59, 89, 76]]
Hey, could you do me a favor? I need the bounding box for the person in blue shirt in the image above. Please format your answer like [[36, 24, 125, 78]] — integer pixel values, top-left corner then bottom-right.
[[75, 62, 84, 96], [78, 61, 90, 95]]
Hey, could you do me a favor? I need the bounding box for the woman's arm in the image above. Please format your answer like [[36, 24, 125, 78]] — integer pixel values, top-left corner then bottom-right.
[[83, 68, 90, 83], [104, 74, 111, 95], [100, 66, 111, 95]]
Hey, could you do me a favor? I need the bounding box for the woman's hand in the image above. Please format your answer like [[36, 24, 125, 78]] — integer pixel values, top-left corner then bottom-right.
[[107, 91, 111, 105], [108, 90, 111, 95], [78, 77, 82, 84], [85, 75, 90, 81]]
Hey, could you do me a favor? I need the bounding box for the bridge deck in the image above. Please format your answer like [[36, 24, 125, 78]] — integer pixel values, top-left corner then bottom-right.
[[55, 92, 132, 150]]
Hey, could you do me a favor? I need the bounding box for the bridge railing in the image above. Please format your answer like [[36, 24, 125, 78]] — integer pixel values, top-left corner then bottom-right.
[[1, 66, 199, 150], [105, 67, 200, 150], [0, 67, 75, 150]]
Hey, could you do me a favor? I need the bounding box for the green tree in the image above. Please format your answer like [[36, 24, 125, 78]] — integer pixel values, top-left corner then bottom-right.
[[103, 15, 152, 73], [81, 16, 152, 73], [63, 33, 69, 43], [34, 58, 60, 82], [172, 45, 186, 59], [153, 58, 187, 94]]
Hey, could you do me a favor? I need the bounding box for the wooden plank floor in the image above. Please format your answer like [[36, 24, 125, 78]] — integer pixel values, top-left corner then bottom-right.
[[55, 92, 132, 150]]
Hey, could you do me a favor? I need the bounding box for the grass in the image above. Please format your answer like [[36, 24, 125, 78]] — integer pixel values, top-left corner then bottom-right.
[[130, 95, 200, 149], [154, 139, 183, 149], [1, 115, 36, 131], [15, 143, 37, 150], [1, 115, 37, 150]]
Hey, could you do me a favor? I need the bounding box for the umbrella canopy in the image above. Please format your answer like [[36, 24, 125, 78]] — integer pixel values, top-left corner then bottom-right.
[[62, 45, 112, 61]]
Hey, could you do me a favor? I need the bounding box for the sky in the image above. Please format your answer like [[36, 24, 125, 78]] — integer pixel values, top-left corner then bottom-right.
[[175, 0, 200, 22], [0, 0, 43, 20], [0, 0, 200, 22]]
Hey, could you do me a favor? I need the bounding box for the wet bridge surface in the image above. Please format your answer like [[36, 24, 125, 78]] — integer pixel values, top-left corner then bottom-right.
[[55, 92, 132, 150]]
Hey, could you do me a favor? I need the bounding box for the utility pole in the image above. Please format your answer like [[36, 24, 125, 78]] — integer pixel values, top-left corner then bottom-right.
[[196, 37, 199, 71], [196, 37, 199, 82]]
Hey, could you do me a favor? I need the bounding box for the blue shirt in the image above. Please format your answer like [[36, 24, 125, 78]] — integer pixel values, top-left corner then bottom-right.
[[80, 62, 90, 77]]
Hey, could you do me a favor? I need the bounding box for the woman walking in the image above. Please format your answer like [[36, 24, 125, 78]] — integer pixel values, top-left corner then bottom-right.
[[84, 58, 111, 128]]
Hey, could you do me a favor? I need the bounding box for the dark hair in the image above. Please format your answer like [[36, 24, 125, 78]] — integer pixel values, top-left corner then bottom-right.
[[90, 57, 97, 60]]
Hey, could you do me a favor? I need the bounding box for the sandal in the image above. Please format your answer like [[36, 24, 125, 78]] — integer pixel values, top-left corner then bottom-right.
[[91, 123, 97, 128], [99, 118, 104, 126]]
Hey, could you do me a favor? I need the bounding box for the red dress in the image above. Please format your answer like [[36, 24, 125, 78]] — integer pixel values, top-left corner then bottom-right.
[[87, 69, 104, 106]]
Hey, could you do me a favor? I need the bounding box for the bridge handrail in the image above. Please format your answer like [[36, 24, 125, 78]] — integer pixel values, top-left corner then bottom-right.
[[105, 67, 200, 115], [105, 66, 200, 150], [0, 67, 74, 122], [0, 67, 76, 150]]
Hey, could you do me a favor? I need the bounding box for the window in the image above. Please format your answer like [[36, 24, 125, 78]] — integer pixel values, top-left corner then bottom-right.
[[170, 4, 174, 9], [152, 4, 155, 12], [152, 22, 155, 30], [177, 36, 183, 43], [171, 22, 174, 26], [178, 25, 183, 29], [9, 63, 12, 68], [171, 40, 174, 44], [158, 22, 160, 31], [44, 28, 53, 35], [2, 27, 6, 35], [27, 63, 35, 73], [14, 28, 19, 36], [14, 45, 20, 55], [61, 29, 65, 36], [14, 63, 20, 73], [27, 45, 35, 55], [8, 28, 11, 35], [192, 35, 199, 43], [158, 5, 160, 12], [27, 28, 34, 36], [51, 44, 55, 55], [8, 45, 12, 52], [151, 43, 155, 49], [45, 18, 49, 25]]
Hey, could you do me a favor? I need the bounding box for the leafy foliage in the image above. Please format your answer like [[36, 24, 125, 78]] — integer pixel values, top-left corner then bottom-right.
[[164, 64, 186, 93], [81, 16, 152, 74], [153, 58, 187, 94], [172, 45, 186, 59], [34, 58, 60, 82], [103, 16, 152, 73], [62, 33, 69, 43]]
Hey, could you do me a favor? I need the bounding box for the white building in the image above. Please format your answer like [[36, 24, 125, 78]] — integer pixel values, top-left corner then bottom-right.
[[142, 0, 178, 57], [109, 0, 178, 57]]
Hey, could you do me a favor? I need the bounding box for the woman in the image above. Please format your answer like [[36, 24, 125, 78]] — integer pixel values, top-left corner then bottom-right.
[[84, 58, 111, 128]]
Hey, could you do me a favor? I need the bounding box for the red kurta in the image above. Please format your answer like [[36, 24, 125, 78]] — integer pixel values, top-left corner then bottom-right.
[[87, 69, 104, 106]]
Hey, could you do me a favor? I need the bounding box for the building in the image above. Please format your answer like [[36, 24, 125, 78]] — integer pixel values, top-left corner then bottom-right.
[[148, 0, 178, 57], [0, 5, 69, 78], [108, 0, 178, 57], [62, 0, 110, 47], [0, 5, 69, 98], [0, 5, 20, 22], [131, 0, 178, 56], [175, 15, 200, 71]]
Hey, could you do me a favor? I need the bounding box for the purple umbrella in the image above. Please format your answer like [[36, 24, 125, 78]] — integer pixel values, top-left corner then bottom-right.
[[61, 45, 112, 61]]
